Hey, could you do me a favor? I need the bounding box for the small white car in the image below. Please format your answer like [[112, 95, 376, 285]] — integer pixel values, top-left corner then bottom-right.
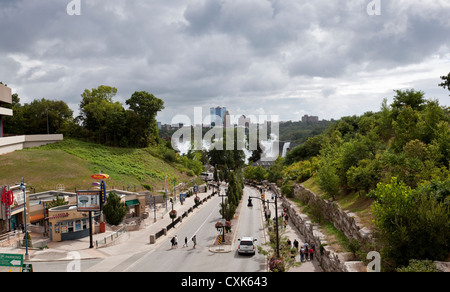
[[238, 237, 257, 255]]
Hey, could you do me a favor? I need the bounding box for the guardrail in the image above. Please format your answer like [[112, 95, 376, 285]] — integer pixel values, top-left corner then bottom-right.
[[95, 226, 128, 248]]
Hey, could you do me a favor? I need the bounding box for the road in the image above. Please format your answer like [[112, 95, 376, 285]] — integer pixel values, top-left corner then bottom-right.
[[32, 186, 267, 272], [126, 186, 266, 272]]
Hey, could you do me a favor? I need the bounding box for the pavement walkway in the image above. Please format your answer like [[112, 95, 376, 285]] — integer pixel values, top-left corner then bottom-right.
[[262, 189, 322, 272]]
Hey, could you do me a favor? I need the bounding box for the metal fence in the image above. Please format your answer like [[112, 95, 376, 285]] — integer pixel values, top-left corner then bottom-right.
[[95, 226, 128, 248]]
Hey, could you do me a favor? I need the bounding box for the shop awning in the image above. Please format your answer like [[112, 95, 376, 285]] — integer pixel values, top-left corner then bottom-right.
[[30, 214, 45, 222], [125, 199, 140, 207]]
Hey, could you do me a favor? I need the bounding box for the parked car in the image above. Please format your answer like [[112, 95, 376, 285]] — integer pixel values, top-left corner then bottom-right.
[[238, 237, 257, 255]]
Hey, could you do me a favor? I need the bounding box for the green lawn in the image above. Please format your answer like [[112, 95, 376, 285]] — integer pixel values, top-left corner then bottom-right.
[[0, 138, 191, 193]]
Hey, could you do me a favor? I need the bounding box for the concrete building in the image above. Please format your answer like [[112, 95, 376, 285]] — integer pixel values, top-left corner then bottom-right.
[[301, 115, 319, 123], [0, 84, 13, 137], [0, 84, 63, 155]]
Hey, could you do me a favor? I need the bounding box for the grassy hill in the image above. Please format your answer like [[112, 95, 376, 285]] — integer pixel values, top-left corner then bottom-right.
[[0, 138, 195, 193]]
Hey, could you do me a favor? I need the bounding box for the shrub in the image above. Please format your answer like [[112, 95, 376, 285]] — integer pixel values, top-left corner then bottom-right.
[[396, 259, 439, 272]]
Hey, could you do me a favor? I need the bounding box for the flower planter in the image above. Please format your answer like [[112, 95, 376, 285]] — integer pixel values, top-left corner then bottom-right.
[[169, 210, 177, 219]]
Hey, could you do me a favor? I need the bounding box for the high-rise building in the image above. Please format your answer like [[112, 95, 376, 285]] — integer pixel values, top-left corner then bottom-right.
[[210, 106, 227, 126], [238, 115, 251, 128]]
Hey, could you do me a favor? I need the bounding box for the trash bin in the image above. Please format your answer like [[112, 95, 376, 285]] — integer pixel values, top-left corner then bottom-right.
[[99, 222, 106, 233]]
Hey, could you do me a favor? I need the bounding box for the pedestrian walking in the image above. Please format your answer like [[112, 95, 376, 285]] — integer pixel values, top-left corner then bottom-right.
[[293, 239, 299, 251], [174, 235, 178, 248], [170, 236, 175, 248], [309, 247, 314, 261], [183, 236, 188, 247], [300, 247, 305, 262], [192, 234, 197, 249], [304, 242, 309, 260]]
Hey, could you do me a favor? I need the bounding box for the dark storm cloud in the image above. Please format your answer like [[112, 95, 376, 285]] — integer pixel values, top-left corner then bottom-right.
[[0, 0, 449, 123]]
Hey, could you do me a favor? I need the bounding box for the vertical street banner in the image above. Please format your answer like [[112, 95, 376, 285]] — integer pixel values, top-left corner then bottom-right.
[[100, 180, 106, 206]]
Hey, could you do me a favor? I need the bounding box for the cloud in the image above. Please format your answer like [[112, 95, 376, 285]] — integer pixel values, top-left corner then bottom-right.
[[0, 0, 449, 124]]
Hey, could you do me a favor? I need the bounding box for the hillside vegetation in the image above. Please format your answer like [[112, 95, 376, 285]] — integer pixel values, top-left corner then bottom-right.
[[0, 138, 199, 193], [244, 84, 450, 270]]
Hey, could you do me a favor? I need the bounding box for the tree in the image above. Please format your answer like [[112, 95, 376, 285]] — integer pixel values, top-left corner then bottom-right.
[[438, 72, 450, 95], [79, 85, 117, 109], [392, 106, 420, 152], [126, 91, 165, 146], [46, 195, 68, 209], [316, 158, 340, 200], [391, 89, 426, 112], [4, 98, 73, 135], [102, 191, 127, 226], [371, 177, 450, 268]]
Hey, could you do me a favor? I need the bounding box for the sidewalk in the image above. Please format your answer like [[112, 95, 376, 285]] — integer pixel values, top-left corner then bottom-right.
[[0, 187, 218, 263], [263, 190, 322, 272]]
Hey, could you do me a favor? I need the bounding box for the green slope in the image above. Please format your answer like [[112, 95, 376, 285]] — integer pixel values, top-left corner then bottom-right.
[[0, 138, 192, 193]]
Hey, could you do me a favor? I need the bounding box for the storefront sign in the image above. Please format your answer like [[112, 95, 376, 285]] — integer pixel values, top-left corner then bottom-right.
[[76, 191, 101, 211], [91, 174, 109, 180]]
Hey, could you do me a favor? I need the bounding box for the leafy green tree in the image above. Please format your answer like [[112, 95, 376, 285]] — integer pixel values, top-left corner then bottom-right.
[[391, 89, 426, 112], [438, 72, 450, 95], [4, 97, 73, 135], [46, 195, 68, 209], [432, 121, 450, 168], [102, 191, 127, 226], [347, 158, 381, 194], [126, 91, 165, 146], [79, 85, 117, 109], [316, 158, 340, 200], [371, 177, 450, 268], [392, 106, 420, 152]]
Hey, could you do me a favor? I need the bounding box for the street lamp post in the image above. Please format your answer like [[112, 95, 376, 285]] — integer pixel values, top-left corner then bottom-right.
[[218, 183, 226, 243], [247, 191, 280, 258], [19, 178, 30, 260]]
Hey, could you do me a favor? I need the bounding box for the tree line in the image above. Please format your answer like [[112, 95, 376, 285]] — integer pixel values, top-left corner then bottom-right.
[[2, 85, 164, 148], [244, 73, 450, 271]]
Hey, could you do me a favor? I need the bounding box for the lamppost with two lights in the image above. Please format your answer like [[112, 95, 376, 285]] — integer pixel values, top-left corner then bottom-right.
[[247, 189, 280, 258]]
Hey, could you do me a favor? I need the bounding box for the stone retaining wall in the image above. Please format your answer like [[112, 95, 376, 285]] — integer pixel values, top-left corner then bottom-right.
[[292, 184, 372, 243], [254, 181, 367, 272], [281, 197, 365, 272]]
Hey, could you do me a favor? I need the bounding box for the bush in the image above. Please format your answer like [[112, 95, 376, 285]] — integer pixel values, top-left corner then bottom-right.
[[280, 180, 294, 198], [396, 259, 439, 272], [22, 232, 32, 248], [268, 256, 285, 272]]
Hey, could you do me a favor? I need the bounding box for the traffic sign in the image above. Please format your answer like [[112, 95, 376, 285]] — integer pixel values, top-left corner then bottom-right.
[[0, 253, 23, 272], [22, 264, 33, 272]]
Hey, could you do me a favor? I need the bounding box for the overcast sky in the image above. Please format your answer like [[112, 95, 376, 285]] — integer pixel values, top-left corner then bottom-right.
[[0, 0, 449, 124]]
